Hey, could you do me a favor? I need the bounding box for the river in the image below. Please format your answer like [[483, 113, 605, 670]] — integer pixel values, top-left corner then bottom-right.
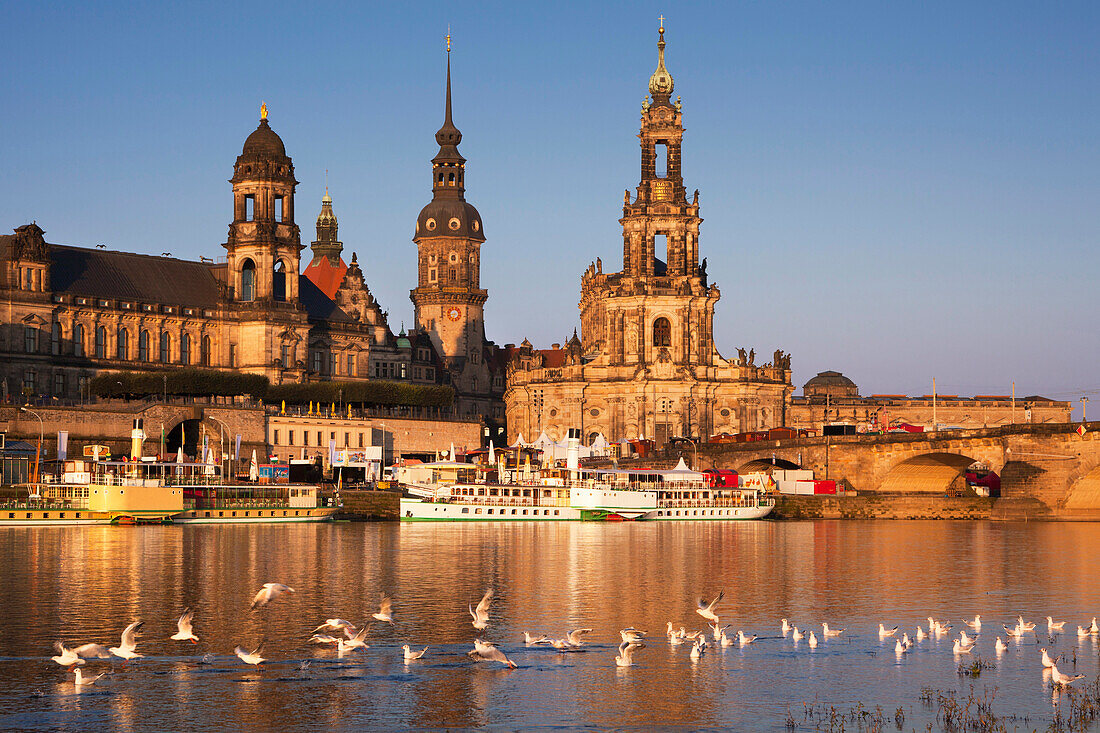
[[1, 520, 1098, 730]]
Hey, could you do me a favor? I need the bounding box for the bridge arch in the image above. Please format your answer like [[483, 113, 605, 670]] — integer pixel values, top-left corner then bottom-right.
[[878, 452, 985, 493], [736, 458, 802, 474], [1065, 462, 1100, 509]]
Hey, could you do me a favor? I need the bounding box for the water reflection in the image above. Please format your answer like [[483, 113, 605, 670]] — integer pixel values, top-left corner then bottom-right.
[[0, 521, 1099, 730]]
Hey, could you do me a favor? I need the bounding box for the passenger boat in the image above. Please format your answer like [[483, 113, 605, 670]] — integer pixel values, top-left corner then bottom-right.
[[0, 459, 335, 526], [396, 447, 774, 523]]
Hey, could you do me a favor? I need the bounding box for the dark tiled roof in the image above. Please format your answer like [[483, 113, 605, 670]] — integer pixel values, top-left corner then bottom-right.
[[299, 276, 353, 323], [41, 242, 222, 307]]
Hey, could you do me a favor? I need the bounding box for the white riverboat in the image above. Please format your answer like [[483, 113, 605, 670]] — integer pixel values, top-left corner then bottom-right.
[[396, 454, 774, 522]]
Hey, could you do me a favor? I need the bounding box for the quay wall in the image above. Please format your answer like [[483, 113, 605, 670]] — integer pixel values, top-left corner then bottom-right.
[[773, 493, 994, 520], [336, 490, 400, 521]]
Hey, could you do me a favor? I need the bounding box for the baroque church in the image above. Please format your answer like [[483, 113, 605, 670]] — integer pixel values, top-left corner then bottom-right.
[[504, 24, 793, 444], [0, 53, 504, 420]]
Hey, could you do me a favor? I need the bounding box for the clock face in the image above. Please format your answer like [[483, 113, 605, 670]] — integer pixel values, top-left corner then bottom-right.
[[446, 307, 462, 322]]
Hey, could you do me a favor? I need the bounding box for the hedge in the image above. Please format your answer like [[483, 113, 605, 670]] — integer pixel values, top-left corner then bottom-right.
[[91, 370, 454, 408]]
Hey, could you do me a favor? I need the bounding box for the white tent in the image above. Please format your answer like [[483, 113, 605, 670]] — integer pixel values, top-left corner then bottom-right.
[[591, 433, 609, 451], [249, 449, 259, 481], [510, 433, 527, 448], [532, 431, 555, 448], [487, 440, 495, 464]]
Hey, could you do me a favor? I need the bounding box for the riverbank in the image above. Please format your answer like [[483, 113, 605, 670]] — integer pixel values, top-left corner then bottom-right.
[[773, 493, 995, 520]]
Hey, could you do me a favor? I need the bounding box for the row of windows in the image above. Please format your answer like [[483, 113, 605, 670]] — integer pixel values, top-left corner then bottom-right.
[[272, 429, 367, 449], [24, 324, 214, 365], [20, 369, 88, 396]]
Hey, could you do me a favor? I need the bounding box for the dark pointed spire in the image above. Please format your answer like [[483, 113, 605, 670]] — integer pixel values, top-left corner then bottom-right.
[[434, 42, 464, 160]]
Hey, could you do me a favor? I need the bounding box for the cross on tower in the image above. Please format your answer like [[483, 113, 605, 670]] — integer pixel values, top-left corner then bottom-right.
[[445, 26, 451, 52], [658, 15, 665, 30]]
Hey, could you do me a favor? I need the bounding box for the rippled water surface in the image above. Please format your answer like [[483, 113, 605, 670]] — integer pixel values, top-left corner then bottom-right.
[[2, 520, 1100, 730]]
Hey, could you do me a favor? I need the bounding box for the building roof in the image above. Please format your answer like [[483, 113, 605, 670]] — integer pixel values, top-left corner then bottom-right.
[[242, 117, 287, 158], [303, 254, 347, 300], [804, 370, 857, 390], [30, 242, 223, 307], [299, 275, 353, 323]]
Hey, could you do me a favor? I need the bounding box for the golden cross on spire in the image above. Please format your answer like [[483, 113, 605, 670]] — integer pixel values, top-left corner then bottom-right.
[[325, 169, 329, 195], [658, 14, 665, 31], [445, 25, 451, 52]]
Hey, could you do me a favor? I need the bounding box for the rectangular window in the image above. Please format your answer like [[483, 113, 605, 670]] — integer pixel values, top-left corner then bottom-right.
[[229, 344, 236, 367], [655, 142, 668, 178], [374, 361, 381, 378], [54, 372, 65, 396], [245, 195, 255, 221], [312, 351, 322, 374], [429, 268, 437, 283], [399, 362, 407, 379], [358, 432, 363, 448], [317, 431, 322, 446], [288, 430, 295, 446], [24, 326, 37, 354], [347, 354, 355, 376], [274, 195, 284, 223], [51, 322, 60, 355], [426, 368, 434, 380], [273, 430, 280, 445], [281, 344, 291, 367], [23, 369, 36, 393], [304, 431, 309, 446], [344, 432, 350, 447]]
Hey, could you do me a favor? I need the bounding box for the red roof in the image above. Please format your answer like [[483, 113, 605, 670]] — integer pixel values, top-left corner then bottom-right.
[[303, 255, 347, 300]]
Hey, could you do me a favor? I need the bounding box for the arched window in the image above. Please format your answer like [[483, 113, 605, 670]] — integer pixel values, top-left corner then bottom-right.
[[448, 172, 456, 185], [73, 322, 85, 357], [160, 331, 171, 364], [273, 260, 286, 302], [117, 328, 129, 360], [139, 330, 149, 361], [240, 259, 256, 301], [180, 333, 191, 365], [653, 317, 671, 347], [200, 335, 211, 366], [95, 326, 106, 358]]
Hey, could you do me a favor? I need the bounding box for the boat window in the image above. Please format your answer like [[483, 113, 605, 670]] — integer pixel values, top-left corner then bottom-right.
[[554, 510, 560, 516], [461, 507, 469, 513], [487, 509, 493, 514]]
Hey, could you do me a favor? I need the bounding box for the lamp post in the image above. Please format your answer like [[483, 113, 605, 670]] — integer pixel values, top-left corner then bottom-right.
[[1084, 397, 1090, 423], [19, 407, 43, 483], [207, 415, 230, 479]]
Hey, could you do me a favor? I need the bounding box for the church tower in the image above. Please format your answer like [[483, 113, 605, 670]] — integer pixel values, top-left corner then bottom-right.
[[224, 103, 303, 304], [411, 40, 488, 391]]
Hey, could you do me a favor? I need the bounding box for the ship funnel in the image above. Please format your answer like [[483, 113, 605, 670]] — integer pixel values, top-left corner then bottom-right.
[[130, 418, 146, 460], [566, 428, 581, 475]]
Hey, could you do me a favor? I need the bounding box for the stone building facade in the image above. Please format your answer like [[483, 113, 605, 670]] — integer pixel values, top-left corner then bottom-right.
[[504, 25, 792, 445], [0, 58, 505, 421]]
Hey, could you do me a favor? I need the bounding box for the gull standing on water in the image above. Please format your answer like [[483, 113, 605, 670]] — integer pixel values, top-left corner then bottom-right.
[[878, 624, 898, 638], [1041, 648, 1058, 668], [250, 583, 295, 610], [965, 615, 981, 631], [822, 623, 844, 638], [170, 609, 199, 643], [1090, 617, 1099, 634], [1051, 664, 1085, 686], [995, 637, 1008, 653], [738, 630, 757, 646], [791, 627, 804, 641], [109, 621, 144, 660], [916, 627, 927, 642], [470, 589, 493, 630], [402, 645, 428, 662], [616, 641, 644, 667], [73, 668, 106, 686], [808, 631, 819, 648], [696, 591, 724, 624], [781, 618, 791, 636], [1047, 617, 1066, 632]]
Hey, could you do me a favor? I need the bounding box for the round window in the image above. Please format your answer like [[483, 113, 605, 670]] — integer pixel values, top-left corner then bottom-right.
[[450, 252, 458, 263], [549, 409, 558, 418], [425, 218, 437, 231], [590, 408, 599, 417], [429, 253, 437, 264], [448, 217, 461, 231], [720, 408, 730, 417]]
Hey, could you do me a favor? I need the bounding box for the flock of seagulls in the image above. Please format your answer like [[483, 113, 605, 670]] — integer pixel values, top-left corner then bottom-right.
[[43, 583, 1100, 692]]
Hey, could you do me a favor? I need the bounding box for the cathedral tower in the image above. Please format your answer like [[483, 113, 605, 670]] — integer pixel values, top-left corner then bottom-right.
[[411, 42, 488, 389], [224, 103, 303, 304]]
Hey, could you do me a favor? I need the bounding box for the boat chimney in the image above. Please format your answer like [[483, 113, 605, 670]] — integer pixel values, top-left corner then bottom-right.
[[566, 427, 581, 477], [130, 418, 145, 461]]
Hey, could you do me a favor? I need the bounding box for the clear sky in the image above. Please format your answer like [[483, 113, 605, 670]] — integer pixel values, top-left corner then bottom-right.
[[3, 1, 1098, 409]]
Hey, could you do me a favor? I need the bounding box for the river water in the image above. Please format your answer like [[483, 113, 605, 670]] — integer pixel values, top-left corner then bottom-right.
[[1, 520, 1098, 731]]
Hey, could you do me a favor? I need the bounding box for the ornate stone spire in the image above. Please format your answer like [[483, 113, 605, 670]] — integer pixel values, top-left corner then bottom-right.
[[648, 18, 674, 100], [311, 189, 342, 261]]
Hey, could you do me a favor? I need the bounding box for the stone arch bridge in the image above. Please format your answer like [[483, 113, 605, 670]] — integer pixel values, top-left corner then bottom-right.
[[690, 423, 1100, 517]]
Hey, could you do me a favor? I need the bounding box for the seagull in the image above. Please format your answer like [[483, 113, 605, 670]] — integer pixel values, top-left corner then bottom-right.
[[74, 643, 110, 659], [469, 589, 493, 630], [95, 244, 106, 249], [689, 638, 705, 659], [878, 624, 898, 638], [616, 641, 644, 667], [1017, 616, 1036, 632], [709, 622, 728, 641], [965, 615, 981, 631], [1004, 623, 1024, 638], [696, 591, 724, 624], [916, 627, 927, 642], [73, 668, 105, 686], [51, 643, 85, 668], [343, 625, 370, 650], [565, 628, 593, 647], [1090, 617, 1099, 634], [959, 631, 976, 647], [468, 639, 516, 668], [953, 639, 974, 654], [995, 637, 1008, 653], [666, 621, 676, 638], [668, 632, 683, 646], [719, 631, 734, 647], [895, 638, 912, 654], [1078, 626, 1091, 638], [1041, 648, 1058, 669], [791, 627, 804, 641], [738, 630, 757, 646], [309, 634, 341, 645], [808, 631, 818, 648], [1051, 664, 1085, 686], [170, 609, 199, 644], [822, 623, 845, 638], [525, 632, 550, 645], [620, 628, 647, 643], [250, 583, 295, 610], [109, 621, 144, 660], [901, 633, 912, 647], [402, 645, 428, 662], [781, 618, 791, 636], [1047, 617, 1066, 632], [336, 639, 361, 656], [235, 643, 266, 667], [314, 619, 355, 634], [372, 596, 394, 625]]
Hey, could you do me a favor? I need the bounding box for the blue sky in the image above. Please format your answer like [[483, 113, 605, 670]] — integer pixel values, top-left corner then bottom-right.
[[3, 1, 1098, 408]]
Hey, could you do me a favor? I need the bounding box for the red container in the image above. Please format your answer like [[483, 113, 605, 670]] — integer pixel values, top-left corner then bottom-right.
[[813, 480, 837, 495]]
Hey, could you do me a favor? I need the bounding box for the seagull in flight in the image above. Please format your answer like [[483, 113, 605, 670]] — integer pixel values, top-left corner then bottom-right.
[[235, 642, 266, 667], [109, 621, 144, 660], [524, 632, 550, 645], [251, 583, 295, 610], [314, 619, 355, 634], [616, 641, 644, 667], [170, 609, 199, 643], [620, 628, 647, 644], [565, 628, 593, 647], [469, 589, 493, 630], [468, 638, 516, 668], [372, 596, 394, 625], [696, 591, 724, 623], [51, 643, 85, 669], [74, 643, 110, 659], [343, 624, 371, 650], [403, 645, 427, 662]]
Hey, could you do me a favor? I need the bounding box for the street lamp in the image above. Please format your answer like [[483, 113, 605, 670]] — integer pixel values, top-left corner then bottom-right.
[[19, 407, 43, 483], [1084, 397, 1090, 423], [206, 415, 230, 479]]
